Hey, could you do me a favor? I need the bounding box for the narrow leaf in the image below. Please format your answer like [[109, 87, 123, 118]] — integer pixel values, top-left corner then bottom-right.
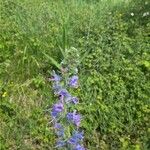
[[42, 52, 61, 69], [78, 49, 91, 66]]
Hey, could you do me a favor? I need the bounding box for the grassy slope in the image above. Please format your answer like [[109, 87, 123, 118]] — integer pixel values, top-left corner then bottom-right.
[[0, 0, 150, 149]]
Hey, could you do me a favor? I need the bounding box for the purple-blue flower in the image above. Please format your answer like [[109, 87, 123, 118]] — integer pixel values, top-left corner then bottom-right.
[[69, 75, 79, 88], [54, 123, 62, 129], [50, 71, 61, 82], [67, 112, 81, 126], [51, 103, 64, 118], [73, 131, 84, 140], [56, 128, 64, 136], [56, 140, 66, 148], [68, 136, 78, 145], [54, 123, 64, 136], [53, 103, 64, 112], [73, 114, 81, 126], [58, 89, 69, 97], [51, 111, 58, 118], [68, 131, 84, 145], [72, 97, 79, 104], [74, 144, 85, 150], [64, 96, 79, 104]]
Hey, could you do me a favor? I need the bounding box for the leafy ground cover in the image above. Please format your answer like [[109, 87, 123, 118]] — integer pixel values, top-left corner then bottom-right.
[[0, 0, 150, 149]]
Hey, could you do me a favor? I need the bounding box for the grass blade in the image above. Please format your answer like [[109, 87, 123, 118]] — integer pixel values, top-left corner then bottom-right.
[[42, 52, 61, 69]]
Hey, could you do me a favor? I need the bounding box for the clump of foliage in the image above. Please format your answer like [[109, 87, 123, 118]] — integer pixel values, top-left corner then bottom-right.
[[0, 0, 150, 149]]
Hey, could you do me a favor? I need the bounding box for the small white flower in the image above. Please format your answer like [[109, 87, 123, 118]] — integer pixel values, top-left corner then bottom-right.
[[143, 12, 149, 17], [131, 13, 134, 16]]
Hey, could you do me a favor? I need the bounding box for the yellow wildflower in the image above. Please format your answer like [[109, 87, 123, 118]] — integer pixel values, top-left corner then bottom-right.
[[2, 92, 7, 98]]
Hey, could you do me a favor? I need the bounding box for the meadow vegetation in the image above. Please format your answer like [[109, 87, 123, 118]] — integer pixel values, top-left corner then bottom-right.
[[0, 0, 150, 149]]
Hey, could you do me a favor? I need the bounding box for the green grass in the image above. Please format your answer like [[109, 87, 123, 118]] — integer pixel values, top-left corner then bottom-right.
[[0, 0, 150, 149]]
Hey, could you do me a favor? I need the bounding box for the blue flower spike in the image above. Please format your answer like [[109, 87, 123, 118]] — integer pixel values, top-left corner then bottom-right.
[[50, 49, 85, 149]]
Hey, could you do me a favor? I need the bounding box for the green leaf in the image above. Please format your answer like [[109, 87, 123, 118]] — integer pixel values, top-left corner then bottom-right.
[[54, 36, 65, 58], [58, 45, 65, 58], [42, 52, 61, 69], [78, 49, 91, 65]]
